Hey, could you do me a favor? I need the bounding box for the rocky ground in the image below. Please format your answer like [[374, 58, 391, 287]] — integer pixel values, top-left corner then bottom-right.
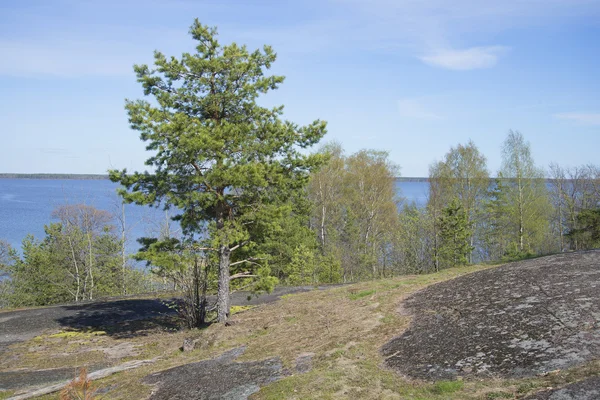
[[4, 251, 600, 399], [0, 285, 331, 393], [382, 250, 600, 381], [523, 376, 600, 399], [143, 346, 287, 400]]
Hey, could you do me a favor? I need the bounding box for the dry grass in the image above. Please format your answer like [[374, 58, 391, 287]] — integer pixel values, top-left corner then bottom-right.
[[5, 263, 600, 399], [59, 368, 98, 400]]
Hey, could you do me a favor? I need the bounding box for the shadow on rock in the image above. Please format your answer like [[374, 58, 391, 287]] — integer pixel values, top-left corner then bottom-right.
[[143, 346, 288, 400], [56, 299, 179, 338]]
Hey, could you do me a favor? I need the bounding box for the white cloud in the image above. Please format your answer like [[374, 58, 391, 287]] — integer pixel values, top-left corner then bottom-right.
[[555, 112, 600, 125], [420, 46, 510, 70], [397, 98, 441, 119]]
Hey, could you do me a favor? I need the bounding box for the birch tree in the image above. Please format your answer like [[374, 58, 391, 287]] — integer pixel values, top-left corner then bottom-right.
[[497, 130, 551, 256], [307, 142, 346, 256], [345, 150, 399, 278]]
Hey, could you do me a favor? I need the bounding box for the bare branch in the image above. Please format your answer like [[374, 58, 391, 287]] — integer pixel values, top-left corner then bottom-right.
[[229, 257, 263, 267], [230, 271, 258, 279], [191, 245, 218, 252], [229, 241, 249, 252]]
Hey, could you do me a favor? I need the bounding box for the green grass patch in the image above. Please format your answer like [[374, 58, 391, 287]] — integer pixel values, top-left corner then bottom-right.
[[348, 289, 376, 300], [430, 380, 465, 394]]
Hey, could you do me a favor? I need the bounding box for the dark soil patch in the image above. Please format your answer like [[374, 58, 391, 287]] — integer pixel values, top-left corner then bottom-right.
[[524, 376, 600, 399], [143, 346, 288, 400], [382, 251, 600, 380]]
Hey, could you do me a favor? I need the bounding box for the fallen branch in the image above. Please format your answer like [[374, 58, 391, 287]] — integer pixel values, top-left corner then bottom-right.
[[8, 358, 160, 400]]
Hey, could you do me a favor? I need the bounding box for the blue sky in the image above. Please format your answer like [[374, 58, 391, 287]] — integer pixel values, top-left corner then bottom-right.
[[0, 0, 599, 177]]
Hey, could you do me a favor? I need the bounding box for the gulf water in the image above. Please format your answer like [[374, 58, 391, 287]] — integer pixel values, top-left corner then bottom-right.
[[0, 179, 428, 253]]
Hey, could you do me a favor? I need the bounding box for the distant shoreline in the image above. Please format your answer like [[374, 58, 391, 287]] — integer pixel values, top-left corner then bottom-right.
[[0, 174, 427, 181], [0, 175, 428, 181], [0, 173, 109, 180], [0, 175, 563, 183], [395, 177, 428, 182]]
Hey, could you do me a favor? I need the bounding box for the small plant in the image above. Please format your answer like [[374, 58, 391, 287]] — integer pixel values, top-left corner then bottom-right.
[[60, 368, 97, 400]]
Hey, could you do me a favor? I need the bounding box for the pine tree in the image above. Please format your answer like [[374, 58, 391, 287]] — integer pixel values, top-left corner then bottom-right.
[[568, 208, 600, 250], [482, 178, 513, 260], [109, 20, 326, 322], [438, 198, 473, 268]]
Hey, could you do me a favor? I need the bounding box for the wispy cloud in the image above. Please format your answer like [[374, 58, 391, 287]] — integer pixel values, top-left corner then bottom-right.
[[420, 46, 510, 70], [0, 0, 187, 78], [1, 0, 598, 78], [397, 98, 441, 120], [0, 39, 139, 77], [334, 0, 596, 69], [555, 112, 600, 125]]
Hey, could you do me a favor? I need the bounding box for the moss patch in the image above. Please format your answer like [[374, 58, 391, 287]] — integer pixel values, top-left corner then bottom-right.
[[46, 330, 107, 339]]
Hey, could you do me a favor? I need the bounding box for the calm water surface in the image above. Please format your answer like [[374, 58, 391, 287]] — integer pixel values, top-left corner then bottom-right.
[[0, 179, 428, 253], [0, 179, 165, 253]]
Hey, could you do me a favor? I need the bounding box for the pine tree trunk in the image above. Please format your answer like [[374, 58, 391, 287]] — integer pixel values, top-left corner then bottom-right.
[[215, 196, 231, 323], [217, 245, 231, 322]]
